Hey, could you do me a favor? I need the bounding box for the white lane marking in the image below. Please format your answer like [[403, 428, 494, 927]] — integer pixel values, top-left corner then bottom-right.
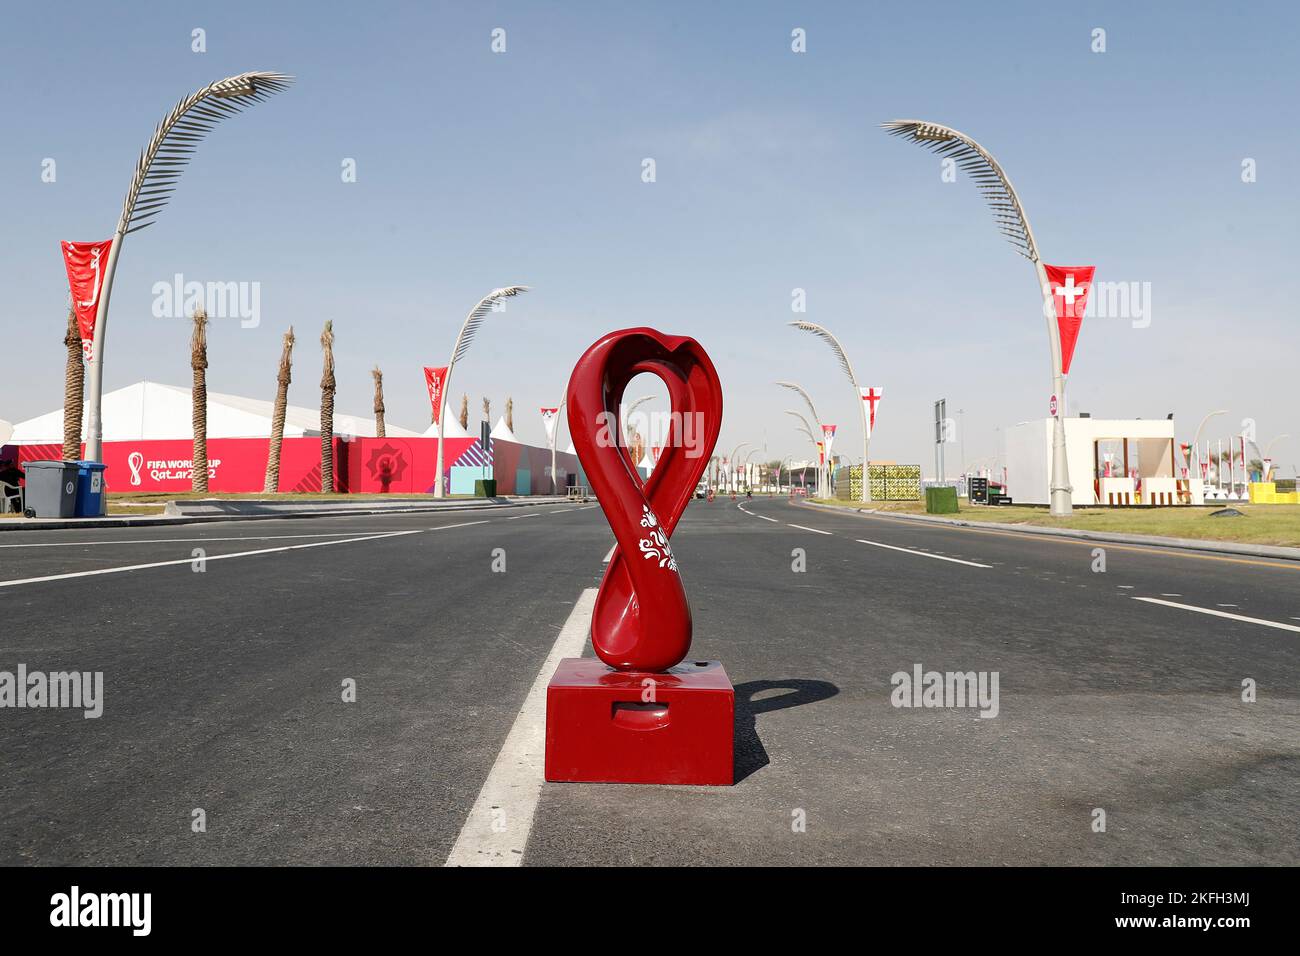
[[855, 539, 991, 568], [445, 587, 598, 867], [425, 521, 490, 531], [788, 524, 833, 535], [602, 543, 616, 563], [0, 530, 423, 589], [1133, 597, 1300, 634], [1160, 593, 1182, 597], [754, 514, 778, 523], [0, 531, 386, 549], [1216, 603, 1239, 608], [1117, 585, 1135, 589]]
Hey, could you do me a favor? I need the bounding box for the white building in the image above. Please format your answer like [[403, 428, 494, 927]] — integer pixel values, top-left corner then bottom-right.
[[1004, 417, 1181, 506]]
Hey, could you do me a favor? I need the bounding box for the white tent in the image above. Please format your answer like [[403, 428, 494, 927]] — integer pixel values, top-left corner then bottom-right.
[[10, 381, 420, 444], [564, 441, 576, 455], [420, 404, 470, 439], [490, 415, 518, 443]]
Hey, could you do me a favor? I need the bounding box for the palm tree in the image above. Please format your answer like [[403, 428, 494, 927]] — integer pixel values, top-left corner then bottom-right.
[[190, 308, 210, 493], [320, 321, 336, 492], [61, 305, 84, 461], [482, 396, 491, 428], [458, 394, 469, 430], [263, 326, 294, 493], [505, 396, 513, 432], [372, 365, 386, 438]]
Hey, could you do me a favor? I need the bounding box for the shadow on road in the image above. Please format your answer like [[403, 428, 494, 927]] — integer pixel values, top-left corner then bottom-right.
[[733, 679, 840, 783]]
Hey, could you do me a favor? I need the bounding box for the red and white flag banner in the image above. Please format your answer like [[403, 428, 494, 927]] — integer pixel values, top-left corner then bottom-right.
[[1043, 264, 1095, 377], [423, 367, 448, 423], [821, 424, 837, 462], [540, 407, 559, 445], [60, 239, 113, 362], [860, 386, 883, 438]]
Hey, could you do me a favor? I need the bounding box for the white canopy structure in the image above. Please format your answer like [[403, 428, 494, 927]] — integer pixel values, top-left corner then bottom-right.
[[10, 381, 420, 444], [420, 404, 471, 439], [489, 415, 518, 443]]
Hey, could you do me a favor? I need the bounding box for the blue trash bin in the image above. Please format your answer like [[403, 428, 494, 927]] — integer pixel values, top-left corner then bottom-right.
[[75, 461, 108, 517]]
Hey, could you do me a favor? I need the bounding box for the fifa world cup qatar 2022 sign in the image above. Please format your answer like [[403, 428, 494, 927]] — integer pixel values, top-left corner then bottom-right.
[[544, 328, 734, 785]]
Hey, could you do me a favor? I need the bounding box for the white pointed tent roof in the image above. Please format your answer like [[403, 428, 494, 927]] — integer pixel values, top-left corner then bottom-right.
[[10, 381, 420, 444], [420, 404, 471, 438], [565, 442, 575, 455], [639, 452, 654, 471], [490, 415, 518, 443]]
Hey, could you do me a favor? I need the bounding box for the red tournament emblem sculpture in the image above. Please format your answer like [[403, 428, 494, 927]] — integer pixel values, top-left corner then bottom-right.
[[544, 328, 734, 785]]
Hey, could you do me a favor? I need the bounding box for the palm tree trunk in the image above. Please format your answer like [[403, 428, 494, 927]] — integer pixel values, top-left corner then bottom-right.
[[372, 365, 386, 438], [458, 393, 469, 430], [263, 326, 295, 493], [62, 306, 84, 461], [320, 321, 336, 492], [505, 396, 513, 432], [190, 309, 209, 493]]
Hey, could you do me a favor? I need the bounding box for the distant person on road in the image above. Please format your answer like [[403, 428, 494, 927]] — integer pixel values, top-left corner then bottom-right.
[[0, 456, 24, 513]]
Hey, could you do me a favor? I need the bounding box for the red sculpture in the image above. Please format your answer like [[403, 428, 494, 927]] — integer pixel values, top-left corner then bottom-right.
[[565, 327, 723, 672], [546, 328, 733, 786]]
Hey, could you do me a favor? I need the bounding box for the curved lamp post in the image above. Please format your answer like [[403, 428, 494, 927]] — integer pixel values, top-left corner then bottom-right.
[[727, 442, 750, 494], [776, 381, 824, 496], [548, 399, 567, 495], [885, 119, 1072, 515], [1191, 409, 1228, 479], [790, 320, 871, 503], [785, 410, 823, 497], [84, 71, 293, 461], [433, 286, 529, 497], [622, 394, 656, 451]]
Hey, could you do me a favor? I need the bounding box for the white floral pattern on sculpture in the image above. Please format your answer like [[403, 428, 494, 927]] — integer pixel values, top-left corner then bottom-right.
[[637, 504, 678, 572]]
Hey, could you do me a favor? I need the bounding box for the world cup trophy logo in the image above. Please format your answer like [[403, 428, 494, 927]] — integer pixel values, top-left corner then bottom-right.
[[545, 327, 734, 786]]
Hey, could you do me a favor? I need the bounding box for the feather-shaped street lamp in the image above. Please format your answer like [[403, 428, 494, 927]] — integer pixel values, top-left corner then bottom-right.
[[776, 382, 826, 496], [83, 71, 293, 461], [789, 321, 871, 503], [433, 286, 529, 497], [883, 119, 1073, 514]]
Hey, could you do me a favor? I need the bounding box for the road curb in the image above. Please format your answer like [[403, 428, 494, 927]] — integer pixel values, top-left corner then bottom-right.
[[0, 496, 583, 532], [800, 500, 1300, 562]]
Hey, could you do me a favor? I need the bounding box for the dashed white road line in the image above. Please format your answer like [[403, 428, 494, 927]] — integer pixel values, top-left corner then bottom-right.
[[0, 531, 384, 549], [602, 543, 616, 563], [506, 513, 541, 520], [788, 524, 833, 536], [855, 539, 991, 568], [1133, 597, 1300, 634], [754, 514, 778, 522], [445, 587, 598, 867], [0, 529, 425, 589]]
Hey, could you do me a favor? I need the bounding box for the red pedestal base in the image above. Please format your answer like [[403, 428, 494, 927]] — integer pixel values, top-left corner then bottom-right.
[[545, 658, 734, 786]]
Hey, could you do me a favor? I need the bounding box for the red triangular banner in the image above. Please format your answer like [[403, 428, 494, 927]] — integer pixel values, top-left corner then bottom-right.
[[1043, 264, 1095, 376]]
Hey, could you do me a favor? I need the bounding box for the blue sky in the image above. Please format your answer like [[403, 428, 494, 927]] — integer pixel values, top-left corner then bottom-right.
[[2, 1, 1296, 473]]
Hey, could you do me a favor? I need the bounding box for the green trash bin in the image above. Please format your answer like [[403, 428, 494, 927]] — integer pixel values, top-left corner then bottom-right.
[[23, 460, 80, 518], [474, 479, 498, 498], [925, 485, 959, 514]]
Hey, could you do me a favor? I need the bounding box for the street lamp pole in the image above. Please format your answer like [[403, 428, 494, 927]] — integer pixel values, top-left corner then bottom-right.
[[433, 287, 529, 498], [1191, 409, 1228, 481], [789, 321, 872, 504], [83, 72, 293, 462], [885, 119, 1072, 515], [549, 398, 567, 495]]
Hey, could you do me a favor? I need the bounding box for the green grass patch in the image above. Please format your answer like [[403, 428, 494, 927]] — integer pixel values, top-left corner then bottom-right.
[[809, 498, 1300, 548]]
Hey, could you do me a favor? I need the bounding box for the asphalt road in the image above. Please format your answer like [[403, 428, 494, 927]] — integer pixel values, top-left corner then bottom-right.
[[1, 496, 1296, 865]]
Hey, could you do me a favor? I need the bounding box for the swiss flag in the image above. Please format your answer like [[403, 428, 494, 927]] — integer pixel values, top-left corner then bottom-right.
[[1043, 264, 1095, 376], [60, 239, 113, 361]]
